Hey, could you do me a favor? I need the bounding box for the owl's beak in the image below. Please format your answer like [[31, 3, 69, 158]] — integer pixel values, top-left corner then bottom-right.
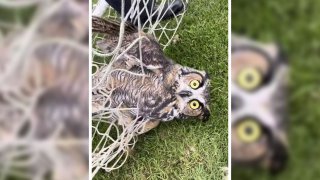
[[178, 91, 192, 97]]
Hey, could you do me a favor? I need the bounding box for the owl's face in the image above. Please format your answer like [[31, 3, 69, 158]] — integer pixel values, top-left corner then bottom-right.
[[174, 67, 211, 121], [231, 36, 288, 173]]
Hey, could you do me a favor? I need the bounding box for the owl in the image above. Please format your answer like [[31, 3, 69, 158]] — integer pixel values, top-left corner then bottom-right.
[[231, 35, 288, 173], [92, 16, 210, 133]]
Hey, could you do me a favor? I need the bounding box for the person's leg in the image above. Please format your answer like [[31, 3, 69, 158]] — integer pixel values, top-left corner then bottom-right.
[[152, 0, 185, 22], [105, 0, 132, 18], [105, 0, 185, 25]]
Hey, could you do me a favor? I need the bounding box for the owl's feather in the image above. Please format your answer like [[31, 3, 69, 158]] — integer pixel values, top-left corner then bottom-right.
[[92, 16, 137, 35], [93, 16, 173, 71]]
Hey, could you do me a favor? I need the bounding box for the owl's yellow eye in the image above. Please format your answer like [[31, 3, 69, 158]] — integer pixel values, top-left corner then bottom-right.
[[190, 80, 200, 89], [236, 119, 261, 143], [237, 67, 262, 91], [189, 100, 200, 109]]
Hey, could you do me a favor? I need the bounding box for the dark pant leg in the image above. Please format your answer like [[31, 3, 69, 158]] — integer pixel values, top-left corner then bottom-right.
[[105, 0, 184, 25], [105, 0, 154, 25]]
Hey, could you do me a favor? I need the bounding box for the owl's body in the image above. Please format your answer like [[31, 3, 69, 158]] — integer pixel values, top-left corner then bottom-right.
[[93, 17, 210, 130], [101, 62, 180, 121]]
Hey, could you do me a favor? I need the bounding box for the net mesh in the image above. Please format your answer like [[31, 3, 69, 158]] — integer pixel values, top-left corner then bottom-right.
[[92, 0, 188, 176], [0, 0, 89, 179]]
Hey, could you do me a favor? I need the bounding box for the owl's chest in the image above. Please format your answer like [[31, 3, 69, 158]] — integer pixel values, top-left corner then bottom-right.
[[109, 71, 177, 118]]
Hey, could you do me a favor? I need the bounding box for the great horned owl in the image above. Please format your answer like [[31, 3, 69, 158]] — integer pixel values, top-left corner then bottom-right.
[[231, 35, 288, 173], [92, 16, 210, 132]]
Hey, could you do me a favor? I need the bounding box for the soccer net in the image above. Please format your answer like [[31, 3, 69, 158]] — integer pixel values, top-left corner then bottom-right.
[[0, 0, 89, 180], [92, 0, 188, 176]]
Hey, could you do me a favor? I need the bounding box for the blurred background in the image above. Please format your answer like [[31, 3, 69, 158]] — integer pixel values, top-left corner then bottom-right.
[[232, 0, 320, 179], [0, 0, 89, 179]]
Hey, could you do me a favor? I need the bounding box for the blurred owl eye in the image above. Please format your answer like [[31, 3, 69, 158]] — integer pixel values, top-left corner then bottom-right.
[[237, 67, 262, 91], [189, 80, 200, 89], [236, 119, 261, 143], [189, 100, 200, 110]]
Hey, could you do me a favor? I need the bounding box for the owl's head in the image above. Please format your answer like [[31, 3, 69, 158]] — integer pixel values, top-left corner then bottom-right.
[[174, 66, 211, 121], [231, 36, 288, 173]]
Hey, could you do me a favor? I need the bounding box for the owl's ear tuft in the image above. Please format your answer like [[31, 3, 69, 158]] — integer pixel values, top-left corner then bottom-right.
[[204, 72, 210, 79], [200, 106, 210, 122], [92, 16, 137, 35], [268, 140, 288, 174]]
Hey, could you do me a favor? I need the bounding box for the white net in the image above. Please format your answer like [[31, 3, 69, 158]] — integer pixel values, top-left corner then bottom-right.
[[92, 0, 188, 176], [0, 0, 89, 179]]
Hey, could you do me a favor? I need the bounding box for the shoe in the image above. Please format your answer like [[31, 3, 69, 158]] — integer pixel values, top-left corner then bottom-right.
[[154, 0, 185, 21]]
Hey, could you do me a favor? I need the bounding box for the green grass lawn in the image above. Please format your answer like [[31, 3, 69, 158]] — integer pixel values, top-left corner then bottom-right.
[[93, 0, 228, 179], [232, 0, 320, 179]]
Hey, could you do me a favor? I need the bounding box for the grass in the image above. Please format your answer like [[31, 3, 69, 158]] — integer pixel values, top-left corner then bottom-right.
[[93, 0, 228, 179], [232, 0, 320, 179]]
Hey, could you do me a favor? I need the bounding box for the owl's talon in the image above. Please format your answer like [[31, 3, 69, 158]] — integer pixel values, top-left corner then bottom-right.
[[139, 120, 160, 134]]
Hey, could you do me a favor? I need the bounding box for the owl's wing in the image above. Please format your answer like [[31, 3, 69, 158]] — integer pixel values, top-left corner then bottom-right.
[[92, 16, 137, 35], [92, 16, 173, 71], [136, 34, 173, 70]]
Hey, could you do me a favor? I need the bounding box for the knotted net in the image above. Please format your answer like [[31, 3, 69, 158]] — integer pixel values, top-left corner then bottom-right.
[[92, 0, 188, 176]]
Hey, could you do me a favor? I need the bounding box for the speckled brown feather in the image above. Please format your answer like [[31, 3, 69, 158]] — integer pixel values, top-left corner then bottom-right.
[[92, 16, 137, 35], [92, 16, 172, 70]]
